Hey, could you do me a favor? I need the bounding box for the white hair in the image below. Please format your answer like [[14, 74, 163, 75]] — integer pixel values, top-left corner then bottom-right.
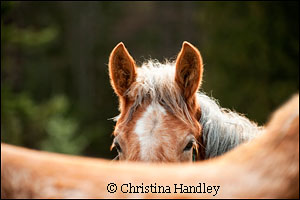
[[197, 93, 263, 158], [119, 60, 262, 158], [125, 60, 193, 125]]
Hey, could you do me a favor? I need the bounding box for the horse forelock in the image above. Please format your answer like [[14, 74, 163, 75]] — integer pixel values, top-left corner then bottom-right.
[[121, 60, 198, 128]]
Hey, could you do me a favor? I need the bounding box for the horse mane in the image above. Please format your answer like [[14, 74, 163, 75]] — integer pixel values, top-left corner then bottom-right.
[[118, 59, 262, 158], [197, 93, 263, 158]]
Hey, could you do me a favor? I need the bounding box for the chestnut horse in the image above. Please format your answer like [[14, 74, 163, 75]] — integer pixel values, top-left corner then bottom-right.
[[1, 94, 298, 198], [109, 42, 262, 162]]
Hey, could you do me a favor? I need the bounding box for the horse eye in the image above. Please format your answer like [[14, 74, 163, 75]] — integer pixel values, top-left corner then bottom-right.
[[183, 140, 194, 151], [114, 142, 122, 153]]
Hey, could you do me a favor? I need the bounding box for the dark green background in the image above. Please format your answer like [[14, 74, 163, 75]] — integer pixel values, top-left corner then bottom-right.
[[1, 1, 299, 159]]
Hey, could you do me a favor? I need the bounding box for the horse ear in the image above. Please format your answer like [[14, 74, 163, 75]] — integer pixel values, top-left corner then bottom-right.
[[109, 42, 137, 97], [175, 41, 203, 100]]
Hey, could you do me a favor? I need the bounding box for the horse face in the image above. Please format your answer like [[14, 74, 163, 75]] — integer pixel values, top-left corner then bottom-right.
[[109, 42, 203, 162], [112, 102, 201, 162]]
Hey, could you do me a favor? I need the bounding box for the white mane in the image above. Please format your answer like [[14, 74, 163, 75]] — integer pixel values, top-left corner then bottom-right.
[[123, 60, 262, 158], [197, 93, 262, 158]]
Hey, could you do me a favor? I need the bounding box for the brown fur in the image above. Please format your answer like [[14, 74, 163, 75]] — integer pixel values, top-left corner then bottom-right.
[[1, 94, 298, 198], [109, 42, 137, 98], [175, 42, 203, 101], [113, 103, 146, 161], [109, 42, 204, 162], [113, 100, 200, 162]]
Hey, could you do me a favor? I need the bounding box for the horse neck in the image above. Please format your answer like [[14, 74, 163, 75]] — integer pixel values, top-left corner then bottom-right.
[[197, 93, 263, 159]]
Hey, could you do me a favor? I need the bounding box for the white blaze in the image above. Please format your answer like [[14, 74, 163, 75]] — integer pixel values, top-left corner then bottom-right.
[[134, 103, 166, 161]]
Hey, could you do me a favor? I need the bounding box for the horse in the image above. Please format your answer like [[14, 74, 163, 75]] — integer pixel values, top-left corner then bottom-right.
[[108, 41, 263, 162], [1, 94, 298, 198]]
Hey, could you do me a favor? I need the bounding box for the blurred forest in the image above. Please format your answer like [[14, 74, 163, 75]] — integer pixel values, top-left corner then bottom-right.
[[1, 1, 299, 159]]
